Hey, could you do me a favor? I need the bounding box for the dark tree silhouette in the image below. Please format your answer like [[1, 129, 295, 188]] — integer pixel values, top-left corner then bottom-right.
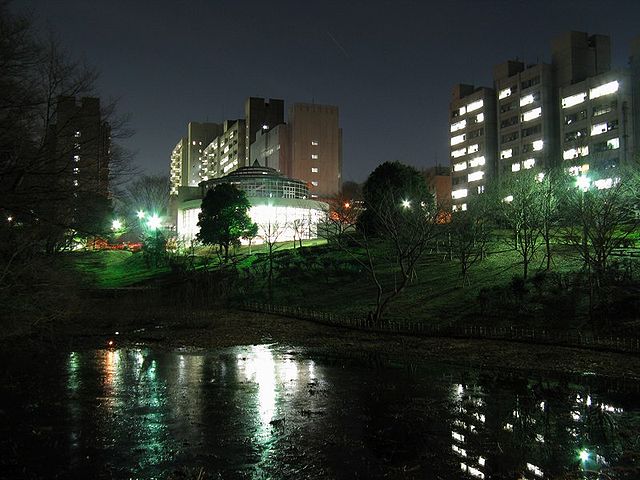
[[196, 183, 256, 261]]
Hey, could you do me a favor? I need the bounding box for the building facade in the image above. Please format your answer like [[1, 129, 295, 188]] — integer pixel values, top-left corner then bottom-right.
[[286, 103, 342, 199], [54, 96, 111, 198], [244, 97, 285, 165], [448, 31, 639, 207], [176, 166, 328, 244], [449, 86, 497, 211], [169, 122, 222, 196], [200, 120, 246, 181], [249, 124, 289, 172]]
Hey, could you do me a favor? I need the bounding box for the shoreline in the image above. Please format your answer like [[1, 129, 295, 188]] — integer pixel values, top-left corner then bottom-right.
[[8, 307, 639, 381]]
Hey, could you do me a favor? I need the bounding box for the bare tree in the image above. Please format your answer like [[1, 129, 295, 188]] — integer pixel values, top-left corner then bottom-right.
[[258, 220, 286, 296], [561, 171, 639, 286], [497, 171, 545, 279], [448, 197, 491, 286]]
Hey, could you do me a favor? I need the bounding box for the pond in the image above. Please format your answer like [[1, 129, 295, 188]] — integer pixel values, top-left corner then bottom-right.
[[1, 344, 638, 479]]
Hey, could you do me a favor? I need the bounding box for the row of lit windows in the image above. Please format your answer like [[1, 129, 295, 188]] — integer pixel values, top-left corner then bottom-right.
[[451, 143, 480, 159], [501, 140, 543, 159], [454, 156, 486, 172], [450, 113, 484, 133], [563, 138, 619, 160], [561, 80, 619, 109], [511, 158, 536, 172], [453, 99, 484, 118]]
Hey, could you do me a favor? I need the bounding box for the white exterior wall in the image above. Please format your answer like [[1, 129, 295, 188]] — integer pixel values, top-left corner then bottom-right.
[[177, 202, 327, 244]]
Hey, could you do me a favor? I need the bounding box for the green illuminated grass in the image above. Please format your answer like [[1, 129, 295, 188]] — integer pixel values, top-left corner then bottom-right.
[[69, 250, 171, 288]]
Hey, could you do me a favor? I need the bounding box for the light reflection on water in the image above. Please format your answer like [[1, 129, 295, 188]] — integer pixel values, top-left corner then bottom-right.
[[2, 344, 638, 479]]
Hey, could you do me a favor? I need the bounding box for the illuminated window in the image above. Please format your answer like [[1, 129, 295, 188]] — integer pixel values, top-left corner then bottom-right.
[[451, 119, 466, 132], [451, 134, 465, 146], [311, 167, 318, 173], [74, 131, 81, 138], [73, 179, 79, 186], [523, 158, 535, 169], [477, 185, 485, 194], [469, 156, 485, 167], [262, 124, 269, 130], [468, 144, 479, 154], [522, 107, 542, 122], [467, 99, 483, 112], [311, 154, 318, 159], [591, 122, 607, 136], [607, 138, 620, 149], [511, 163, 521, 172], [454, 161, 467, 172], [520, 94, 535, 107], [590, 80, 618, 99], [498, 88, 512, 100], [311, 141, 319, 145], [562, 92, 587, 108], [468, 171, 484, 182], [533, 140, 543, 151], [501, 149, 513, 159], [311, 181, 318, 186], [594, 178, 615, 190], [475, 113, 484, 123], [563, 146, 589, 160], [452, 188, 468, 199], [73, 167, 79, 174], [73, 155, 80, 162], [451, 147, 467, 158]]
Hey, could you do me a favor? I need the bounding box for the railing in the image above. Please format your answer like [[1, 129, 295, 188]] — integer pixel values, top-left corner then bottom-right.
[[238, 301, 640, 354]]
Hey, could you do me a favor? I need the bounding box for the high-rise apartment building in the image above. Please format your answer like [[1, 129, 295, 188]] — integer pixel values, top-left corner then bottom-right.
[[448, 31, 639, 207], [494, 62, 557, 179], [286, 103, 342, 199], [169, 122, 222, 196], [449, 86, 497, 211], [244, 97, 284, 164], [201, 120, 246, 180], [53, 96, 111, 198], [250, 124, 289, 172], [170, 98, 342, 212]]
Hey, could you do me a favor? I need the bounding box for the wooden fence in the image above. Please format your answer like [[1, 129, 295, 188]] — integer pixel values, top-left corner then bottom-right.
[[239, 301, 640, 354]]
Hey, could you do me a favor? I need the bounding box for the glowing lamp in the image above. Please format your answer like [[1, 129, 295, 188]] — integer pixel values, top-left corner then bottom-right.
[[579, 449, 589, 462], [137, 210, 146, 219], [147, 214, 162, 230], [576, 176, 590, 192], [402, 199, 411, 209], [111, 219, 122, 230], [107, 340, 114, 347]]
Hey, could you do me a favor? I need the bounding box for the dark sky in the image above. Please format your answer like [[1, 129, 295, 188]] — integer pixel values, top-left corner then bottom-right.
[[12, 0, 640, 182]]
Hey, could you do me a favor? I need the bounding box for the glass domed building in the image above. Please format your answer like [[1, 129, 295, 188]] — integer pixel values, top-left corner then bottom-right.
[[176, 166, 328, 243]]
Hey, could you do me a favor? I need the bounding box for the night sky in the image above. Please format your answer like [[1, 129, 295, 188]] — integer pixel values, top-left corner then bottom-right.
[[12, 0, 640, 182]]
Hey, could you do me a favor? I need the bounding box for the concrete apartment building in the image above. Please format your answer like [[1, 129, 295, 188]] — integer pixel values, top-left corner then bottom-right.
[[200, 120, 246, 181], [53, 96, 111, 198], [169, 122, 222, 195], [286, 103, 342, 199], [250, 124, 290, 172], [244, 97, 285, 165], [448, 31, 639, 206], [449, 86, 497, 211], [494, 62, 557, 180]]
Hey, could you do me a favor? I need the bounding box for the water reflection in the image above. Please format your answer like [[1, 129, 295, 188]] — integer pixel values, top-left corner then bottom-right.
[[450, 379, 630, 479], [1, 344, 637, 479]]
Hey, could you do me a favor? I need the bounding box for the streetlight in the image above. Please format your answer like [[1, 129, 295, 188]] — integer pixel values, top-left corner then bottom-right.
[[136, 210, 146, 219], [147, 214, 161, 230], [111, 219, 123, 231], [402, 199, 411, 209], [579, 449, 590, 462]]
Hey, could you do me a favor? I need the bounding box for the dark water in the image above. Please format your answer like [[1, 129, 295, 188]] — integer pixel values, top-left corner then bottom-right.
[[1, 344, 639, 479]]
